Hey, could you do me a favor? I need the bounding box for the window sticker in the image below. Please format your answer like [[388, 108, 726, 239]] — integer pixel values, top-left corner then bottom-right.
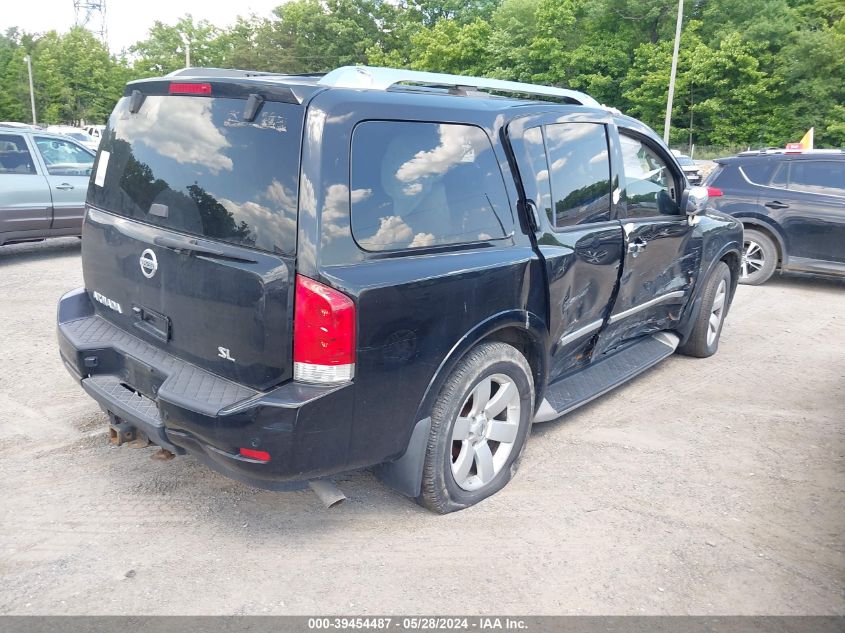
[[94, 150, 109, 187]]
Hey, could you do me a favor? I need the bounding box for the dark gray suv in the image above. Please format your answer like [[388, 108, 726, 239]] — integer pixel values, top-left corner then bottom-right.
[[706, 150, 845, 284]]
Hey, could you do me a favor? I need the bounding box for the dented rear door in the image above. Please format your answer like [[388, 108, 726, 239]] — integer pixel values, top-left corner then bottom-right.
[[507, 110, 625, 382]]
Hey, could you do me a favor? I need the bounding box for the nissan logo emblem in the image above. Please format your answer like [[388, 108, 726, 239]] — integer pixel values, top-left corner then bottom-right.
[[140, 249, 158, 279]]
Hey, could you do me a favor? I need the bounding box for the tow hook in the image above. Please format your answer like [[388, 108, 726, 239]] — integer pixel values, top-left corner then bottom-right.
[[308, 480, 346, 508]]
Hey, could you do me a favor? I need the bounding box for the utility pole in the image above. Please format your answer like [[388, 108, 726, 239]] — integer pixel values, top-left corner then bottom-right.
[[663, 0, 684, 144], [180, 33, 191, 68], [23, 55, 37, 126]]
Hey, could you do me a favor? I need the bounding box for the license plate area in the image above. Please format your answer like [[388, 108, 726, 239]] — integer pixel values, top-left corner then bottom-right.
[[132, 304, 171, 341]]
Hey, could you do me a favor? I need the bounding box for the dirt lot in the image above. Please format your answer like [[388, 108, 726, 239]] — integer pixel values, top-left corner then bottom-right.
[[0, 237, 843, 615]]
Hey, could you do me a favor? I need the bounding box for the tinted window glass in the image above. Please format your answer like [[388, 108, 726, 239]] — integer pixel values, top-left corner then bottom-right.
[[521, 127, 553, 222], [88, 96, 303, 254], [0, 134, 36, 175], [544, 122, 611, 227], [35, 137, 94, 176], [789, 161, 845, 197], [770, 163, 788, 188], [620, 133, 679, 217], [350, 121, 512, 251], [740, 162, 777, 185]]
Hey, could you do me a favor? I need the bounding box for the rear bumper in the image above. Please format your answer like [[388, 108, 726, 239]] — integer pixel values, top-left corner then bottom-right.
[[57, 288, 355, 490]]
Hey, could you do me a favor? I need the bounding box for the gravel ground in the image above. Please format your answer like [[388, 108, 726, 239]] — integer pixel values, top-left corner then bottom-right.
[[0, 237, 843, 615]]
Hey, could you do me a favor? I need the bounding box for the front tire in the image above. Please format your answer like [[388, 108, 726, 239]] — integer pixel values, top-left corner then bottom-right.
[[679, 261, 732, 358], [740, 229, 777, 285], [417, 342, 534, 514]]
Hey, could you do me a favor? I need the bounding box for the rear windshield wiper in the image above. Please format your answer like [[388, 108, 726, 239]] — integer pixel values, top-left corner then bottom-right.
[[153, 236, 257, 263]]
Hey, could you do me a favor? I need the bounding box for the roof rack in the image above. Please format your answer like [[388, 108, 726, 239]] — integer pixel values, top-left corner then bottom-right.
[[317, 66, 601, 107]]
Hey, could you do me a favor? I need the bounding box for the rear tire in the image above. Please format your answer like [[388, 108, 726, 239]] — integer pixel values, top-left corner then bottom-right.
[[740, 229, 777, 285], [679, 261, 732, 358], [417, 342, 534, 514]]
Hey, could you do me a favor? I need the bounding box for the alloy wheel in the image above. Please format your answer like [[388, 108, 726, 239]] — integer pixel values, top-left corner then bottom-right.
[[450, 373, 521, 491], [707, 278, 727, 347], [741, 240, 766, 279]]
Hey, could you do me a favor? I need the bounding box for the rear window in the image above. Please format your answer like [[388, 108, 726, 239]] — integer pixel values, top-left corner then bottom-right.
[[789, 161, 845, 197], [739, 161, 777, 186], [350, 121, 513, 252], [0, 133, 36, 174], [88, 95, 303, 254]]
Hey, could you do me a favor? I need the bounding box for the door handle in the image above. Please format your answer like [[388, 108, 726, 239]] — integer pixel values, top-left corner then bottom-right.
[[764, 200, 789, 209], [627, 238, 647, 257], [55, 183, 75, 190]]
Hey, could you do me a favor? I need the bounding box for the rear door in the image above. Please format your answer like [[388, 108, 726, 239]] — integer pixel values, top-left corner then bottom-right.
[[84, 85, 305, 390], [0, 132, 51, 235], [776, 159, 845, 265], [32, 136, 94, 229], [595, 128, 697, 355], [508, 111, 625, 381]]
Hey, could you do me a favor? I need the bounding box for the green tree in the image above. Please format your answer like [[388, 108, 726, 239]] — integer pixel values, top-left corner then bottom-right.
[[131, 15, 228, 76]]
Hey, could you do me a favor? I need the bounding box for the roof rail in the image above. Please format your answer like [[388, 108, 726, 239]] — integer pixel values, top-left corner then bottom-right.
[[317, 66, 601, 107]]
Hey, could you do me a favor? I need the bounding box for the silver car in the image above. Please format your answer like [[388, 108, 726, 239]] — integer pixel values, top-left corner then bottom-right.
[[0, 125, 95, 246]]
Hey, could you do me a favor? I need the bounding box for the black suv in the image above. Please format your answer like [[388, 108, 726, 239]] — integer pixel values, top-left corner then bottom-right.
[[57, 66, 742, 512], [706, 150, 845, 285]]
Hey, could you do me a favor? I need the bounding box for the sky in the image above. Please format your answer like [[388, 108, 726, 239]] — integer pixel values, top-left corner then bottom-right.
[[1, 0, 287, 53]]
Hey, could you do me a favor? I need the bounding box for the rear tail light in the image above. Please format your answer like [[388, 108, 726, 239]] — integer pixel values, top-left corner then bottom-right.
[[293, 275, 356, 384], [707, 186, 723, 197], [169, 82, 212, 95]]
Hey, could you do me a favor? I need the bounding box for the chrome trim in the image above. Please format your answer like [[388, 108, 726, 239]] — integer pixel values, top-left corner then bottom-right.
[[317, 66, 601, 107], [608, 291, 685, 324], [558, 319, 603, 347]]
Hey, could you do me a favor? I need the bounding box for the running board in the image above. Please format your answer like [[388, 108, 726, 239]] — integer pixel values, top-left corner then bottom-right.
[[534, 332, 679, 423]]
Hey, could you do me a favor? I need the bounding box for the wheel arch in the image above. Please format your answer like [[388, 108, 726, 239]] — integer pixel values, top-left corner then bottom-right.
[[373, 309, 548, 497], [737, 216, 786, 267], [678, 242, 741, 347]]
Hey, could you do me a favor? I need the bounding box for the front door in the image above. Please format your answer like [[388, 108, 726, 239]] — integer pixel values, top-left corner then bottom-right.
[[508, 110, 625, 382], [595, 129, 698, 355], [32, 136, 94, 230]]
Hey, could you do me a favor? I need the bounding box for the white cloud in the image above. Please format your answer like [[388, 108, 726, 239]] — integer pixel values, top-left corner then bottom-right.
[[115, 97, 232, 173], [589, 149, 609, 164], [409, 232, 435, 248], [395, 124, 488, 183], [361, 215, 413, 250], [217, 197, 295, 251], [264, 179, 296, 211]]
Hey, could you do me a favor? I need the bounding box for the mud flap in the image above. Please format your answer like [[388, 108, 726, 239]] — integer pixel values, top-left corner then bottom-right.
[[373, 417, 431, 498]]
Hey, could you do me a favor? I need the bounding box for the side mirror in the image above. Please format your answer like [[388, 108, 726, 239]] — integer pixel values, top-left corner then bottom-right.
[[683, 185, 709, 217]]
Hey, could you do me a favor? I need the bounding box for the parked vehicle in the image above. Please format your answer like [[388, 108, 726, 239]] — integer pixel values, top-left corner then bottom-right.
[[706, 150, 845, 284], [0, 125, 94, 246], [45, 125, 99, 152], [672, 150, 703, 184], [0, 121, 41, 130], [84, 125, 105, 142], [57, 67, 742, 512]]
